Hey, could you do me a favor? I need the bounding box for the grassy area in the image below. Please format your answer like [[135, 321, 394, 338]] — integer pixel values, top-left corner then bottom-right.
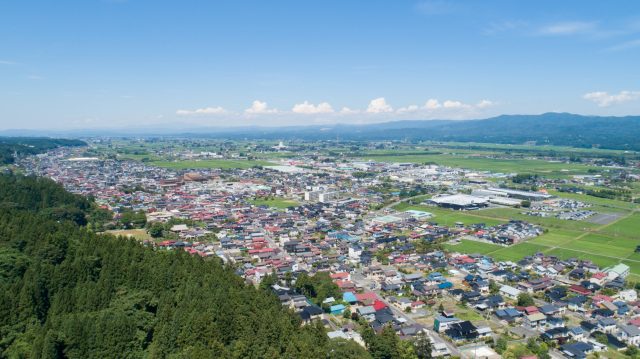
[[151, 159, 273, 169], [599, 213, 640, 239], [361, 153, 595, 176], [104, 229, 151, 241], [444, 240, 504, 255], [249, 198, 300, 209], [489, 242, 549, 262]]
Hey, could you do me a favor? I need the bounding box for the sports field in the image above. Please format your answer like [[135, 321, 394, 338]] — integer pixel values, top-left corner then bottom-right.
[[249, 198, 300, 209]]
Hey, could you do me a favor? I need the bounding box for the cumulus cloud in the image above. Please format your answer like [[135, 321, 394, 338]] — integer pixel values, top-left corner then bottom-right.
[[245, 100, 278, 114], [443, 100, 469, 109], [475, 99, 494, 109], [339, 107, 360, 115], [366, 97, 393, 113], [395, 98, 495, 116], [583, 91, 640, 107], [176, 106, 227, 116], [424, 99, 442, 109], [397, 105, 420, 113], [291, 101, 334, 114]]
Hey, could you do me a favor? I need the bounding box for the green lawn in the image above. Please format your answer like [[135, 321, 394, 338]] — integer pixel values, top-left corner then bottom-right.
[[150, 159, 273, 169], [444, 240, 504, 255], [249, 198, 300, 209], [490, 242, 549, 262]]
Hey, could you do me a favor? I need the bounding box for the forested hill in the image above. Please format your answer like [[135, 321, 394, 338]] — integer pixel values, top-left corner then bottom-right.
[[184, 113, 640, 151], [0, 174, 368, 358], [0, 137, 86, 165]]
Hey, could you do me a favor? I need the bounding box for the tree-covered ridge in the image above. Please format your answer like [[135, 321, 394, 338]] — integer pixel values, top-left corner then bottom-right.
[[0, 137, 86, 165], [0, 174, 359, 358]]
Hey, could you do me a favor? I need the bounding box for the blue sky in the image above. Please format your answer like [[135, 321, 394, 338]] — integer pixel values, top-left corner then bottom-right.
[[1, 0, 639, 129]]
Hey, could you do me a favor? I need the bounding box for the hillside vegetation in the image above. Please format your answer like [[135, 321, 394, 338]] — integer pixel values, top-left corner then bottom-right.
[[0, 174, 368, 358]]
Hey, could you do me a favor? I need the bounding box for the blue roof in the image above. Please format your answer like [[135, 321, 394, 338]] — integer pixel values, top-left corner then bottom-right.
[[343, 292, 357, 303], [331, 304, 346, 311]]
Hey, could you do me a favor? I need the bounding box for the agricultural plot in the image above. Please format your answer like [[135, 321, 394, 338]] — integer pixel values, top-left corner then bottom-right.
[[444, 240, 504, 255], [361, 153, 595, 176], [599, 213, 640, 239]]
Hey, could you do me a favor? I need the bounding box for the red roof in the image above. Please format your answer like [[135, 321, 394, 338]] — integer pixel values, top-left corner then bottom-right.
[[373, 300, 387, 311], [356, 292, 378, 302]]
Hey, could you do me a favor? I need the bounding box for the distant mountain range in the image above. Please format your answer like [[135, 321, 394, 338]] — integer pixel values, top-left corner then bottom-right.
[[2, 112, 640, 151]]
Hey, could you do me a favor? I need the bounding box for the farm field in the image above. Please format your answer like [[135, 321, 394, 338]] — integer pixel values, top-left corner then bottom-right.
[[444, 239, 504, 255], [360, 153, 595, 176], [150, 159, 273, 169]]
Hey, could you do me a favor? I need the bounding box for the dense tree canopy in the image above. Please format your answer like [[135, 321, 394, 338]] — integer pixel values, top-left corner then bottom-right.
[[0, 137, 85, 164], [0, 174, 354, 358]]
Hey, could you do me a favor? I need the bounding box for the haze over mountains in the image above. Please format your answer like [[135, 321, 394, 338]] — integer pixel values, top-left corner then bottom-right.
[[2, 113, 640, 151]]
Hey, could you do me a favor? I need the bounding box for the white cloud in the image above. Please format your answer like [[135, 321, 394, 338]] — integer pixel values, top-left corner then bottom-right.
[[176, 106, 227, 116], [475, 99, 494, 109], [394, 98, 494, 116], [340, 107, 360, 115], [245, 100, 278, 114], [291, 101, 334, 114], [366, 97, 393, 113], [443, 100, 468, 109], [424, 98, 441, 109], [397, 105, 420, 113], [583, 91, 640, 107], [0, 60, 17, 65], [539, 21, 597, 36]]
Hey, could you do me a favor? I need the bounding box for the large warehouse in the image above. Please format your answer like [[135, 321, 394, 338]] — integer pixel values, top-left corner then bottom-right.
[[428, 194, 489, 210]]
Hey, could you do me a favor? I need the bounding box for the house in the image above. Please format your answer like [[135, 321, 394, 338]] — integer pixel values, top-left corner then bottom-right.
[[569, 326, 586, 341], [541, 327, 569, 343], [343, 291, 357, 304], [605, 263, 630, 280], [433, 315, 462, 332], [357, 306, 376, 321], [525, 312, 547, 330], [597, 317, 617, 334], [330, 304, 346, 315], [495, 307, 522, 323], [561, 342, 594, 359], [444, 321, 479, 341], [499, 284, 521, 300], [300, 305, 324, 322], [617, 324, 640, 346], [618, 289, 638, 302]]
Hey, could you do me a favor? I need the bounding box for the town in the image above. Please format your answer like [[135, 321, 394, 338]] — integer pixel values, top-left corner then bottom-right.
[[12, 137, 640, 359]]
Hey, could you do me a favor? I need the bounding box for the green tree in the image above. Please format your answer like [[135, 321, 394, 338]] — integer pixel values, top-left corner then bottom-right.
[[148, 222, 165, 238], [517, 292, 535, 307], [413, 331, 433, 359]]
